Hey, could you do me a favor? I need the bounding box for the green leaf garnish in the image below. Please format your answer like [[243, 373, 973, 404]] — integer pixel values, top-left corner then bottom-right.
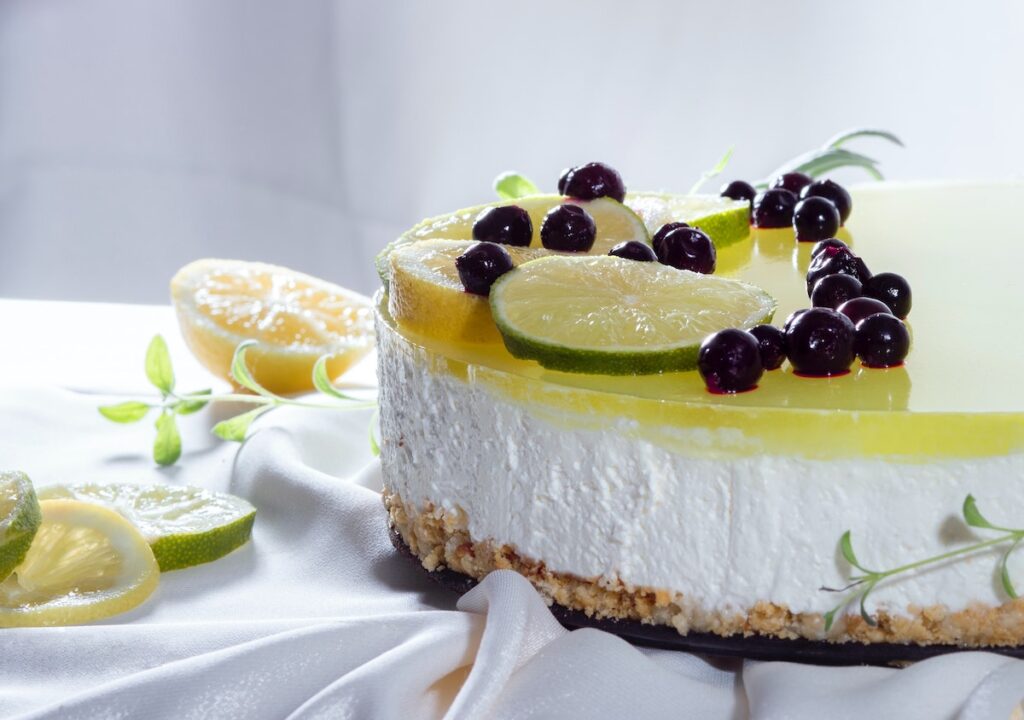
[[145, 335, 175, 395], [756, 128, 903, 188], [312, 356, 355, 400], [826, 128, 904, 149], [154, 412, 182, 466], [212, 406, 272, 442], [494, 172, 540, 200], [176, 389, 212, 415], [1001, 538, 1022, 599], [688, 146, 734, 195], [229, 341, 279, 399], [839, 531, 872, 573], [98, 401, 151, 423]]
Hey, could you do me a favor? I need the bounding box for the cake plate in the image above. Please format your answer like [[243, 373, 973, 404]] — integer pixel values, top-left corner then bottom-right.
[[390, 526, 1024, 667]]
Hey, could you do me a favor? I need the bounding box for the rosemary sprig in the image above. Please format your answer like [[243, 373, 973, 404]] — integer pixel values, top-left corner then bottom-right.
[[822, 495, 1023, 632], [755, 127, 904, 189], [99, 336, 376, 466], [688, 146, 734, 195]]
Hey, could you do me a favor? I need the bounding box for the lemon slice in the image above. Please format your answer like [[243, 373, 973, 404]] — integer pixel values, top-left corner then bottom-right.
[[39, 484, 256, 572], [490, 255, 776, 375], [377, 194, 649, 284], [0, 471, 41, 584], [624, 192, 750, 248], [389, 239, 550, 343], [171, 259, 374, 395], [0, 499, 159, 627]]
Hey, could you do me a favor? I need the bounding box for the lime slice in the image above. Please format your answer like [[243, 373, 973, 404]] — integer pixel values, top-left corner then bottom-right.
[[0, 499, 159, 627], [490, 255, 776, 375], [625, 192, 750, 249], [389, 239, 550, 343], [39, 484, 256, 572], [377, 194, 650, 284], [0, 471, 41, 584]]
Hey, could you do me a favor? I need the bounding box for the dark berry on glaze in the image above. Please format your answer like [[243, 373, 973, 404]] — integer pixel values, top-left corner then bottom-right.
[[654, 225, 716, 274], [540, 204, 597, 252], [801, 179, 853, 224], [652, 221, 689, 257], [557, 167, 572, 194], [793, 197, 841, 242], [862, 272, 912, 319], [810, 274, 862, 310], [783, 308, 810, 334], [770, 172, 814, 195], [855, 313, 911, 368], [698, 329, 764, 393], [560, 162, 626, 202], [720, 180, 757, 204], [749, 324, 787, 370], [455, 242, 514, 296], [472, 205, 533, 247], [811, 238, 849, 259], [608, 240, 657, 262], [805, 247, 870, 296], [836, 297, 893, 326], [785, 308, 856, 376], [752, 188, 797, 228]]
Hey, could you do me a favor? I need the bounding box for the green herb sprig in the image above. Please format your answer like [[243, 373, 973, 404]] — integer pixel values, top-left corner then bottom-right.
[[99, 336, 375, 466], [755, 128, 904, 189], [822, 495, 1023, 632]]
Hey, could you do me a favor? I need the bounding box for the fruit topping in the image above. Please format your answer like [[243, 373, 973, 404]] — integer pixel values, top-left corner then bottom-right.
[[698, 329, 764, 393], [471, 205, 533, 247], [811, 273, 862, 310], [748, 324, 787, 370], [783, 308, 809, 333], [653, 225, 716, 274], [785, 308, 856, 376], [836, 297, 893, 325], [862, 272, 912, 319], [559, 162, 626, 203], [806, 247, 871, 295], [720, 180, 757, 208], [854, 314, 911, 368], [608, 240, 657, 262], [811, 238, 849, 259], [455, 241, 514, 296], [770, 172, 814, 195], [752, 188, 797, 228], [540, 204, 597, 252], [793, 197, 841, 242], [800, 179, 853, 224]]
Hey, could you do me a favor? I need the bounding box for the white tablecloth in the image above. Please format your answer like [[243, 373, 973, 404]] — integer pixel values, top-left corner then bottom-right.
[[1, 299, 1021, 719]]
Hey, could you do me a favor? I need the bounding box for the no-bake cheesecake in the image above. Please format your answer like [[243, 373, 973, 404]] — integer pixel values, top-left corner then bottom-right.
[[376, 176, 1024, 648]]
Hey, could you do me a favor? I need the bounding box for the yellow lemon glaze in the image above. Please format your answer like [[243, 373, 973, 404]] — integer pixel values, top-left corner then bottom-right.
[[379, 181, 1024, 461]]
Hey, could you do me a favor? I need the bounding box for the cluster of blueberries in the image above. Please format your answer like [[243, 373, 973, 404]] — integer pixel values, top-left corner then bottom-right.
[[721, 171, 852, 242], [698, 234, 913, 393], [456, 161, 717, 296]]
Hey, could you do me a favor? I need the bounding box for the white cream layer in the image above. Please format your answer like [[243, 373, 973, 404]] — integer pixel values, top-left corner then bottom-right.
[[377, 320, 1024, 623]]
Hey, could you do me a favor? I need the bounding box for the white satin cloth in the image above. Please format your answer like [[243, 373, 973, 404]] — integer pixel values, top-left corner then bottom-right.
[[0, 299, 1022, 719]]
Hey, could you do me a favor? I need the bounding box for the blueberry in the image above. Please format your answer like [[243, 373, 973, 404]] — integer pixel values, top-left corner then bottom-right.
[[862, 272, 912, 319], [455, 242, 514, 296], [752, 188, 797, 228], [785, 308, 856, 376], [472, 205, 533, 247], [793, 197, 841, 243], [557, 167, 572, 194], [811, 238, 849, 259], [801, 179, 853, 224], [749, 324, 787, 370], [720, 180, 757, 206], [540, 204, 597, 252], [608, 240, 657, 262], [653, 225, 716, 274], [698, 329, 763, 393], [805, 247, 871, 296], [855, 314, 911, 368], [560, 162, 626, 202], [770, 172, 814, 195], [652, 221, 689, 256], [783, 308, 809, 334], [811, 274, 862, 310], [836, 297, 892, 326]]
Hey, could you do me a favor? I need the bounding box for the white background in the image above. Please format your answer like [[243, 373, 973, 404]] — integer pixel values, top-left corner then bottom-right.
[[1, 0, 1022, 302]]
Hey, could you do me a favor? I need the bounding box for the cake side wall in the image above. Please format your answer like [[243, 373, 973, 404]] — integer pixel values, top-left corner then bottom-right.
[[377, 315, 1024, 641]]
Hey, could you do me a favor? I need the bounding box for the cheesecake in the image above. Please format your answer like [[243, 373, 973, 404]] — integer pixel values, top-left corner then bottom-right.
[[377, 180, 1024, 647]]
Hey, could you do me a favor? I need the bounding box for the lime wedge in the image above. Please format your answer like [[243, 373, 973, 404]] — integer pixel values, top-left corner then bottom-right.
[[490, 255, 776, 375], [0, 499, 159, 627], [625, 192, 750, 248], [377, 194, 649, 284], [39, 484, 256, 572], [0, 471, 41, 584], [389, 239, 549, 343]]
